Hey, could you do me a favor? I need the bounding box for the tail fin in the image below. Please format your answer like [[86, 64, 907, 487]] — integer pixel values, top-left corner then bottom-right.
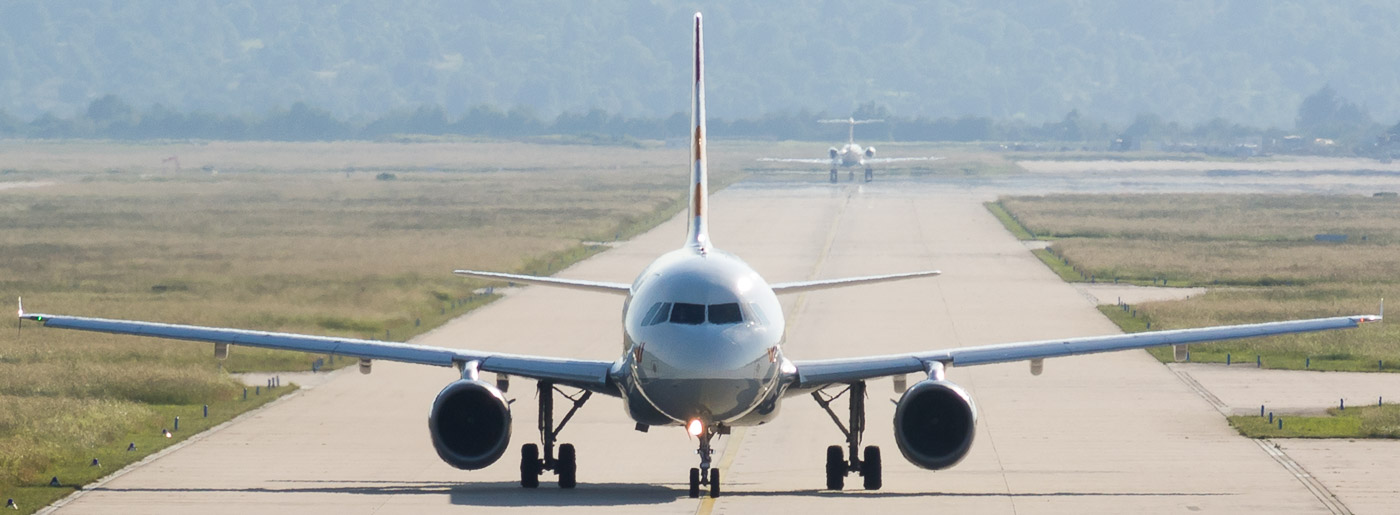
[[687, 12, 710, 251], [819, 117, 884, 144]]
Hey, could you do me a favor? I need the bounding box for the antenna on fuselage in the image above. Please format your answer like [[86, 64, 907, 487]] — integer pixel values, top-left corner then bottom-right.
[[687, 12, 710, 252]]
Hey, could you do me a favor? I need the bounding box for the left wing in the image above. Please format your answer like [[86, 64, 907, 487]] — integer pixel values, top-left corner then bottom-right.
[[791, 314, 1380, 388], [863, 156, 946, 164], [19, 312, 618, 393], [757, 157, 835, 165]]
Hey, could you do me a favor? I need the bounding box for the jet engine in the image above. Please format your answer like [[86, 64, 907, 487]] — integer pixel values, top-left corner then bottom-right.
[[892, 379, 977, 470], [829, 147, 840, 159], [428, 379, 512, 470], [865, 147, 876, 158]]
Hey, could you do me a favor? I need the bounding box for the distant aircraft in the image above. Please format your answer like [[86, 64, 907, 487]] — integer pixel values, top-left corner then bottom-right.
[[758, 117, 944, 183], [20, 12, 1381, 500]]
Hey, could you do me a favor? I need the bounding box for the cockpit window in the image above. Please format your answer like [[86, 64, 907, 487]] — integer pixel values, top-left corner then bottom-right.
[[669, 303, 706, 325], [744, 302, 768, 324], [708, 303, 743, 324], [643, 302, 672, 326]]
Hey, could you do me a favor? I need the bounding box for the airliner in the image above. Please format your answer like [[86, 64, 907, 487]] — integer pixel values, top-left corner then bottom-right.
[[20, 13, 1381, 500], [758, 117, 944, 182]]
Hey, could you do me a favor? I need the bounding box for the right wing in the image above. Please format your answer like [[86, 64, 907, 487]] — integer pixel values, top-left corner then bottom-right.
[[20, 311, 618, 394], [756, 157, 836, 165], [791, 314, 1380, 388], [864, 156, 945, 164], [454, 269, 631, 295]]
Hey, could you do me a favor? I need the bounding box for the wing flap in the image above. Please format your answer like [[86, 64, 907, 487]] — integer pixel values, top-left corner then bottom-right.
[[454, 269, 631, 295]]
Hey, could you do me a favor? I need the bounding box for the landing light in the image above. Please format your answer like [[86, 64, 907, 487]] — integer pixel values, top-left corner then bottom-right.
[[687, 418, 704, 437]]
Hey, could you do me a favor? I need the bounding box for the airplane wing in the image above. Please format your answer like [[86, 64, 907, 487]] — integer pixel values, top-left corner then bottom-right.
[[756, 158, 835, 165], [791, 314, 1380, 388], [770, 270, 941, 294], [18, 311, 619, 393], [863, 156, 946, 164], [454, 269, 631, 295]]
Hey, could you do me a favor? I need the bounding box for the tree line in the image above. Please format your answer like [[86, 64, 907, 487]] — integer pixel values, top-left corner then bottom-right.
[[3, 91, 1397, 157]]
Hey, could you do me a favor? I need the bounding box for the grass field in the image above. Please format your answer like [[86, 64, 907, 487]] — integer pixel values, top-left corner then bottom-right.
[[0, 138, 749, 513], [1228, 403, 1400, 439], [993, 193, 1399, 372]]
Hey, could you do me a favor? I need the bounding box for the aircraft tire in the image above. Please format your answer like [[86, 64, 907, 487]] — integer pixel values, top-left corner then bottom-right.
[[557, 443, 577, 489], [709, 468, 721, 498], [825, 445, 845, 490], [689, 468, 701, 498], [862, 446, 882, 490], [520, 444, 541, 488], [848, 170, 854, 181], [864, 168, 873, 182], [829, 170, 838, 183]]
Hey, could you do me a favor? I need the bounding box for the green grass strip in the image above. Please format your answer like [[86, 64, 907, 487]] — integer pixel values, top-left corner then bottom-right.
[[1228, 403, 1400, 439], [4, 386, 296, 515], [1033, 248, 1084, 282], [984, 201, 1036, 240]]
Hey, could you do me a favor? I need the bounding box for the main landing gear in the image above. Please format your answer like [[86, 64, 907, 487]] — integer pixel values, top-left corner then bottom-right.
[[520, 381, 591, 489], [688, 422, 727, 498], [829, 168, 839, 183], [812, 381, 881, 491], [864, 167, 873, 182]]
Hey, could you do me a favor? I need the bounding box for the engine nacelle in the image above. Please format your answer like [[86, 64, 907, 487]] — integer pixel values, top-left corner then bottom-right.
[[428, 379, 512, 470], [829, 147, 840, 159], [865, 147, 876, 158], [893, 379, 977, 470]]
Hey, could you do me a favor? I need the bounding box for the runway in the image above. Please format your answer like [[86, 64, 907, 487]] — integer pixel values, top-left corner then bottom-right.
[[46, 178, 1397, 514]]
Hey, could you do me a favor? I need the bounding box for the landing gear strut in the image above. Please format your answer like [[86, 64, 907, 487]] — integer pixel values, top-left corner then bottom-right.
[[688, 423, 725, 498], [520, 381, 591, 489], [829, 169, 838, 183], [864, 167, 873, 182], [812, 381, 881, 490]]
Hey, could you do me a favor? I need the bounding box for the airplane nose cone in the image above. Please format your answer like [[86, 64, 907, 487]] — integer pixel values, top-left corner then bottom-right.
[[632, 326, 778, 423]]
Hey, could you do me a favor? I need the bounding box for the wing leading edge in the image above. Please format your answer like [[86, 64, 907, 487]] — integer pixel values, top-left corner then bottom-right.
[[20, 312, 617, 393], [453, 269, 631, 295], [792, 314, 1380, 388]]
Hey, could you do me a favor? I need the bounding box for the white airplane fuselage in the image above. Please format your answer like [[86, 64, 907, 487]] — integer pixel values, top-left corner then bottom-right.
[[618, 247, 788, 429], [835, 143, 868, 167]]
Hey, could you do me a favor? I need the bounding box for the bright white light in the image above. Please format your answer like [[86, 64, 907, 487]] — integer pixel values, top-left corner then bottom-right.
[[687, 419, 704, 437]]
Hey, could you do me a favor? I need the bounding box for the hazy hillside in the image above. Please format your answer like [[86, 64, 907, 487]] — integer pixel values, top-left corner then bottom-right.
[[3, 0, 1399, 127]]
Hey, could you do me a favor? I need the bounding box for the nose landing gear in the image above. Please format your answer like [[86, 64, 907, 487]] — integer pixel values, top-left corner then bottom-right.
[[687, 422, 724, 498], [812, 381, 882, 491]]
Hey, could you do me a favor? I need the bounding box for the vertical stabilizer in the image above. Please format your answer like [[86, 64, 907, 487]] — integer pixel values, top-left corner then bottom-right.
[[687, 12, 710, 251]]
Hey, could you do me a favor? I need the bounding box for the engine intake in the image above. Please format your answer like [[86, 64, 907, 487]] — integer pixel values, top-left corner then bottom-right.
[[865, 147, 876, 158], [428, 379, 512, 470], [893, 379, 977, 470], [829, 147, 840, 159]]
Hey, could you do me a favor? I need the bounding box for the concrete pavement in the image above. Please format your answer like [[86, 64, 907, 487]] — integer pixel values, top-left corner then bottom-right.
[[44, 179, 1396, 514]]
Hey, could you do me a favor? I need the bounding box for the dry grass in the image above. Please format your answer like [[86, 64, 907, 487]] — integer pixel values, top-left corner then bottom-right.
[[999, 193, 1399, 371], [1003, 193, 1400, 242]]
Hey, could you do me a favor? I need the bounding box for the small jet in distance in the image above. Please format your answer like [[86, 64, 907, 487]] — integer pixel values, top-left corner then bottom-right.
[[758, 117, 945, 183], [20, 12, 1382, 500]]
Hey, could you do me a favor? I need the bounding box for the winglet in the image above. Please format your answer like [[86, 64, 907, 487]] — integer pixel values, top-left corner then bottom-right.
[[686, 12, 710, 251], [17, 297, 21, 319]]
